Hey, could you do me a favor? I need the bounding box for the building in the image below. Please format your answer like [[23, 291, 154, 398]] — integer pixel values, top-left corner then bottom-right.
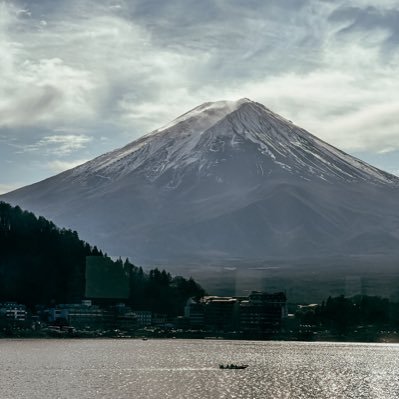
[[133, 310, 152, 327], [0, 302, 27, 321], [47, 300, 114, 330], [240, 291, 287, 335], [152, 313, 168, 326], [113, 303, 137, 331], [185, 296, 241, 332], [43, 301, 152, 331], [184, 298, 205, 328], [185, 291, 288, 335], [203, 296, 240, 332]]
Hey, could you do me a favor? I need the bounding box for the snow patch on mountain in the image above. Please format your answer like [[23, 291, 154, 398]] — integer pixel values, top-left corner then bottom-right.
[[69, 98, 397, 188], [71, 99, 250, 181]]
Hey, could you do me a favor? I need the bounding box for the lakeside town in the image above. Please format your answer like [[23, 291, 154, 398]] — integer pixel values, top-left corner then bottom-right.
[[2, 290, 399, 343], [2, 203, 399, 343], [0, 291, 288, 339]]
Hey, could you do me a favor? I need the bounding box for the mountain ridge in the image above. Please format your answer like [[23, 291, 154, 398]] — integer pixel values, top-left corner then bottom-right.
[[2, 98, 399, 267]]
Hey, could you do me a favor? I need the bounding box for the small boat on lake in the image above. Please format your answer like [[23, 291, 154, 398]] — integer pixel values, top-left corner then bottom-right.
[[219, 364, 248, 370]]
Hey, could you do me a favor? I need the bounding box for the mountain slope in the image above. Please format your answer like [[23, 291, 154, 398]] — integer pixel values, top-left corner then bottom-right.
[[2, 98, 399, 265]]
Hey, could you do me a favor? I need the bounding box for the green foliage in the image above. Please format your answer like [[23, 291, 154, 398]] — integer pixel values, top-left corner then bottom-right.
[[125, 262, 206, 316]]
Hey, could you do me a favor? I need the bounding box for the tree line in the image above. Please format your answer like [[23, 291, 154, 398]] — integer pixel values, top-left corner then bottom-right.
[[296, 294, 399, 335]]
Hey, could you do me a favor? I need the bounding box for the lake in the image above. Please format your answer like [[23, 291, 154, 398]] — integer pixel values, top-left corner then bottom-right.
[[0, 339, 398, 398]]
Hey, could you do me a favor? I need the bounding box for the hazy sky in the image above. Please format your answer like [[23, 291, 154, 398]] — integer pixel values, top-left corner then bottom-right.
[[1, 0, 399, 193]]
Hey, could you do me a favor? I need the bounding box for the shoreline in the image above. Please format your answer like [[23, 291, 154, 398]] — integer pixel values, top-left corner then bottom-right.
[[2, 333, 399, 344]]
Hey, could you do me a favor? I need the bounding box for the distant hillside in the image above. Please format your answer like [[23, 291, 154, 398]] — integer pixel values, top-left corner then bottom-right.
[[0, 202, 204, 311]]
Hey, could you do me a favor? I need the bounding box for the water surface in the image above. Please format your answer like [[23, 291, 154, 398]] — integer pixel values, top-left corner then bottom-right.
[[0, 339, 398, 398]]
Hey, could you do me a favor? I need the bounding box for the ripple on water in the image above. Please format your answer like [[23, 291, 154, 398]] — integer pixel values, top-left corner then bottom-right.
[[0, 340, 398, 398]]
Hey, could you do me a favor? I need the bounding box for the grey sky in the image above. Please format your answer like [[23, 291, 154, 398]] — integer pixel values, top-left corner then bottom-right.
[[1, 0, 399, 193]]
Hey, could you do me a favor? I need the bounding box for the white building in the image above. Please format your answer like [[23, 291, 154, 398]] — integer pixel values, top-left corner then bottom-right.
[[0, 302, 27, 321]]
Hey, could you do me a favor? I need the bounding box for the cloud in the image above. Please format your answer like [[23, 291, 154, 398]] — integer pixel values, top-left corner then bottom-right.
[[217, 68, 399, 153], [0, 0, 331, 134], [329, 5, 399, 55], [0, 183, 24, 195], [319, 102, 399, 152], [47, 159, 88, 173], [19, 134, 92, 155], [1, 0, 399, 185]]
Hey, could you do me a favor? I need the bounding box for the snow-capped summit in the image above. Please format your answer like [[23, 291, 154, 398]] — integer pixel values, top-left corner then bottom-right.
[[69, 98, 396, 187], [2, 99, 399, 268], [153, 98, 252, 133]]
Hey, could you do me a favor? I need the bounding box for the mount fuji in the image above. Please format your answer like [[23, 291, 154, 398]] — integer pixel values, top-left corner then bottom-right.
[[3, 98, 399, 273]]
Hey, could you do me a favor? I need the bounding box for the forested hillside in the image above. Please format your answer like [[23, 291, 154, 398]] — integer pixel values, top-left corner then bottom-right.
[[0, 202, 204, 312]]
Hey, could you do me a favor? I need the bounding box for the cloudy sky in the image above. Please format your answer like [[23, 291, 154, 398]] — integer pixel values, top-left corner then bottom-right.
[[1, 0, 399, 193]]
